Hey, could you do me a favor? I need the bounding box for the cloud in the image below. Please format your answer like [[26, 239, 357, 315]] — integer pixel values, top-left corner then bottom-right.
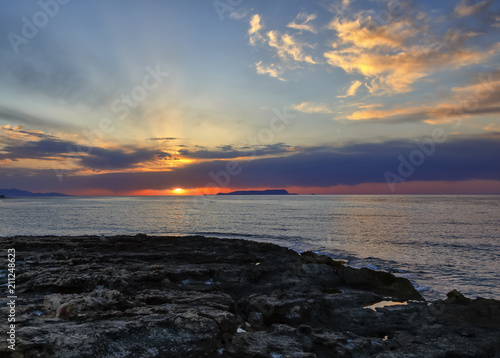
[[347, 106, 424, 121], [324, 9, 498, 94], [1, 125, 57, 141], [248, 14, 317, 64], [0, 133, 172, 170], [443, 29, 481, 47], [325, 38, 489, 94], [454, 0, 493, 17], [146, 137, 179, 142], [248, 14, 265, 45], [287, 13, 318, 34], [267, 30, 317, 64], [327, 17, 413, 50], [345, 72, 500, 122], [318, 0, 352, 15], [0, 106, 77, 131], [79, 147, 171, 170], [493, 16, 500, 27], [248, 12, 320, 80], [337, 80, 363, 98], [0, 138, 76, 161], [229, 8, 249, 20], [217, 145, 234, 151], [3, 135, 500, 193], [293, 102, 333, 114], [178, 143, 292, 159], [255, 61, 286, 81], [484, 123, 498, 131]]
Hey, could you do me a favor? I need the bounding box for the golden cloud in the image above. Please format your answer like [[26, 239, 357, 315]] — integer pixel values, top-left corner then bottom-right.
[[323, 6, 499, 95], [327, 17, 414, 50], [293, 102, 333, 114], [255, 61, 286, 81], [346, 71, 500, 122], [267, 31, 317, 64], [337, 80, 363, 98], [248, 14, 264, 45]]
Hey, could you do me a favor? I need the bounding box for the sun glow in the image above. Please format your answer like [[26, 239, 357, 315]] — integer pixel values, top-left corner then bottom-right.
[[173, 188, 184, 194]]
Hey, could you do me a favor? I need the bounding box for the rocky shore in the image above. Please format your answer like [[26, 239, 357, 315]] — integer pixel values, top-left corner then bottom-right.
[[1, 235, 499, 357]]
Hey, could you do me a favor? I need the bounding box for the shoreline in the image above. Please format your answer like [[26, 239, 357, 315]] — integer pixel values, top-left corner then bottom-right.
[[3, 232, 494, 301], [1, 235, 499, 357]]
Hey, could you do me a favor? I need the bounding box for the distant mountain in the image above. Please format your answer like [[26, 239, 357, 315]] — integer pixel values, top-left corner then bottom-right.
[[0, 189, 71, 197], [216, 189, 296, 196]]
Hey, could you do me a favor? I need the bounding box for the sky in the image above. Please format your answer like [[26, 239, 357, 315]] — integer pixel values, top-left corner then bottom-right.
[[0, 0, 500, 195]]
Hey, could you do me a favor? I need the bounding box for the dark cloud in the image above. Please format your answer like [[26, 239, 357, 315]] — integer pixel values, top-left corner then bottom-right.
[[1, 135, 499, 194], [0, 139, 74, 161], [217, 145, 234, 151], [78, 147, 171, 170], [146, 137, 179, 141], [0, 137, 171, 169], [179, 143, 293, 159]]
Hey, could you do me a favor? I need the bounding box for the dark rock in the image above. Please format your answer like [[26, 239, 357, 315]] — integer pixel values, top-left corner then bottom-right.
[[0, 235, 499, 358], [445, 289, 471, 304]]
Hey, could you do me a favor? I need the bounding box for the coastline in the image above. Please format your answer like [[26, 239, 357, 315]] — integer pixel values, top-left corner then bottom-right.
[[1, 235, 499, 357]]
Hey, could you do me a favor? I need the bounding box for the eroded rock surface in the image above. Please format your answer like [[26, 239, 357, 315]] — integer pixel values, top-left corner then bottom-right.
[[0, 235, 499, 357]]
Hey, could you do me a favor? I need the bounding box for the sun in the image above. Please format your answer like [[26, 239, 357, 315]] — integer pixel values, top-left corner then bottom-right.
[[173, 188, 184, 194]]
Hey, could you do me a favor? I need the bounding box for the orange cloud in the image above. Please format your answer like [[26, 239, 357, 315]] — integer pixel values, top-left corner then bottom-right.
[[327, 17, 414, 50], [293, 102, 333, 114], [325, 13, 496, 94], [337, 80, 363, 98], [347, 106, 422, 121], [345, 70, 500, 123]]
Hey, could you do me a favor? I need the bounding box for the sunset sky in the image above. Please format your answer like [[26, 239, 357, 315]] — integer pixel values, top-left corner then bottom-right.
[[1, 0, 500, 195]]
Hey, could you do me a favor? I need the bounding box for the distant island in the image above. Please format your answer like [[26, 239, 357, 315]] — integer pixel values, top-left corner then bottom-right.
[[0, 188, 71, 197], [216, 189, 296, 196]]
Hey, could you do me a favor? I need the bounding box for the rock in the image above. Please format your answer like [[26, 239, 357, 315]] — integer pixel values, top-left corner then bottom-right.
[[0, 235, 498, 358], [445, 289, 470, 304], [301, 251, 423, 301]]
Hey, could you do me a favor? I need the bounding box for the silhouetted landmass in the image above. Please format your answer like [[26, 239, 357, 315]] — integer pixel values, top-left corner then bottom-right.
[[217, 189, 296, 195], [0, 188, 71, 197]]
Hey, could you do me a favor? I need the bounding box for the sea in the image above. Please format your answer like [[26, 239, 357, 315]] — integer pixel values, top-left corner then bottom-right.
[[1, 195, 499, 300]]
